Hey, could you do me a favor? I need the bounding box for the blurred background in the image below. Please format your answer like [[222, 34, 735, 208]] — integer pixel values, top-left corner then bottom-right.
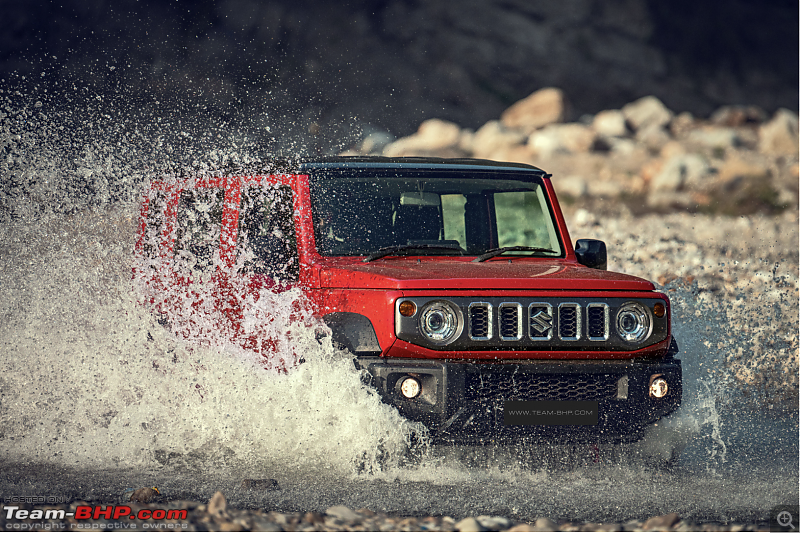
[[1, 0, 797, 144]]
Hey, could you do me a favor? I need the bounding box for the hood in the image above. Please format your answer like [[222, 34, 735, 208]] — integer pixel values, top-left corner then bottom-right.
[[316, 258, 655, 291]]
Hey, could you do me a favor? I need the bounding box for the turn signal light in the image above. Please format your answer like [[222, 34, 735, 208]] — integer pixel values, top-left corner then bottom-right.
[[653, 302, 666, 318], [399, 300, 417, 317]]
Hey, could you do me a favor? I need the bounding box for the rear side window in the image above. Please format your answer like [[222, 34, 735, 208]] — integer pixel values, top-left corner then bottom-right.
[[237, 184, 299, 283], [141, 190, 168, 259], [174, 188, 224, 272]]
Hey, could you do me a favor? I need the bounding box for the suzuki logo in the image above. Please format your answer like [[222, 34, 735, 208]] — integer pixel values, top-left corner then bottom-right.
[[529, 305, 553, 339]]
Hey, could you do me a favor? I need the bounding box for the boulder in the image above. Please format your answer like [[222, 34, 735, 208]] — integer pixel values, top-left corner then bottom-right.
[[710, 105, 767, 127], [622, 95, 673, 132], [759, 108, 799, 156], [528, 123, 595, 157], [500, 87, 568, 133], [470, 120, 527, 158], [686, 126, 741, 151], [650, 153, 711, 192], [383, 118, 463, 156], [592, 109, 628, 137]]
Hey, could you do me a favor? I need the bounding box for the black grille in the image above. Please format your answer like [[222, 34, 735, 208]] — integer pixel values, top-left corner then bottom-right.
[[499, 305, 520, 340], [466, 372, 619, 402], [587, 305, 607, 340], [469, 304, 490, 339], [558, 305, 579, 339]]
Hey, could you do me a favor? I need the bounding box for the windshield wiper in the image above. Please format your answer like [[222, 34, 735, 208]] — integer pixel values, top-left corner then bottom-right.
[[472, 246, 557, 262], [362, 244, 464, 262]]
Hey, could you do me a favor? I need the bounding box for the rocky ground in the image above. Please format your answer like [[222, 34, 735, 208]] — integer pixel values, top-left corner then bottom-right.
[[0, 496, 781, 531]]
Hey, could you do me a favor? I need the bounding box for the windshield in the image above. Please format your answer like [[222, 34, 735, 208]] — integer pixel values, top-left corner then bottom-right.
[[309, 172, 563, 258]]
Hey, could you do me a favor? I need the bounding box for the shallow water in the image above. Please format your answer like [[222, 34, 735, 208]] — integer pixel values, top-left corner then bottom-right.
[[0, 92, 797, 523]]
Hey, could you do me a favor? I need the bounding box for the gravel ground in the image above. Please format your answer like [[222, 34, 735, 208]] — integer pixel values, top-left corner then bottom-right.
[[0, 497, 780, 532]]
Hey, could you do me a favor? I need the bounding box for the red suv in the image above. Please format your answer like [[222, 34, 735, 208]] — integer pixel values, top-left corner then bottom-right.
[[135, 157, 682, 444]]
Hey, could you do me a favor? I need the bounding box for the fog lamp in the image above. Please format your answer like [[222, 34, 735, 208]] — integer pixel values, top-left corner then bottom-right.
[[399, 300, 417, 317], [399, 377, 421, 399], [650, 377, 669, 399]]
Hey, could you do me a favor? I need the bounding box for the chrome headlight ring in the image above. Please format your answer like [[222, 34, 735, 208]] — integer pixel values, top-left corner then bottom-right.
[[615, 302, 653, 343], [418, 300, 463, 345]]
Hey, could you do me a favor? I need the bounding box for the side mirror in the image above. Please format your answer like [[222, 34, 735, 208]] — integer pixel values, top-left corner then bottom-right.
[[575, 239, 607, 270]]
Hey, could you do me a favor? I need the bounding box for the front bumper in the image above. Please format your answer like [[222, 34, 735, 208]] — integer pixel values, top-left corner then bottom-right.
[[357, 356, 682, 444]]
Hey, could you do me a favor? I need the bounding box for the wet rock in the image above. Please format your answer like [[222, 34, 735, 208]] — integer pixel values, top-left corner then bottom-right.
[[534, 517, 559, 531], [455, 516, 487, 531], [477, 515, 512, 530], [501, 87, 568, 133], [129, 487, 160, 503], [759, 108, 799, 156], [240, 478, 280, 491], [643, 512, 680, 531], [622, 95, 674, 132], [207, 491, 228, 518], [325, 505, 361, 523]]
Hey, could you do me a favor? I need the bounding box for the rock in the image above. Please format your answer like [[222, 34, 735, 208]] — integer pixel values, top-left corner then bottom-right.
[[528, 123, 596, 157], [643, 512, 680, 530], [129, 487, 160, 503], [383, 118, 464, 156], [325, 505, 361, 523], [717, 155, 770, 185], [758, 108, 799, 156], [592, 109, 628, 137], [669, 111, 696, 138], [635, 122, 672, 150], [359, 130, 395, 154], [533, 517, 559, 531], [217, 522, 244, 532], [508, 524, 536, 532], [501, 87, 568, 133], [455, 516, 486, 531], [622, 95, 674, 132], [710, 105, 766, 127], [240, 478, 281, 491], [250, 517, 284, 532], [207, 491, 228, 517], [650, 153, 711, 192], [686, 126, 741, 151], [554, 175, 588, 199], [477, 515, 512, 530], [470, 120, 528, 158]]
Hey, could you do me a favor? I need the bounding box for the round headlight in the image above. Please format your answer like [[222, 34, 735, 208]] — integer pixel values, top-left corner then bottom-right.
[[616, 302, 652, 343], [419, 300, 462, 345]]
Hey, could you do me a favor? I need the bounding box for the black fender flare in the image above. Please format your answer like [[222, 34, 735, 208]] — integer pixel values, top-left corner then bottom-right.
[[322, 312, 382, 356]]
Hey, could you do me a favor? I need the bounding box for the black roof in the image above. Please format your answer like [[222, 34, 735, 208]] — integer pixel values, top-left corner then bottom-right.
[[296, 156, 547, 175]]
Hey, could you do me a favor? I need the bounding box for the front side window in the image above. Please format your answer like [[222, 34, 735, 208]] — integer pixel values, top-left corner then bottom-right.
[[309, 172, 563, 258], [174, 187, 223, 271]]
